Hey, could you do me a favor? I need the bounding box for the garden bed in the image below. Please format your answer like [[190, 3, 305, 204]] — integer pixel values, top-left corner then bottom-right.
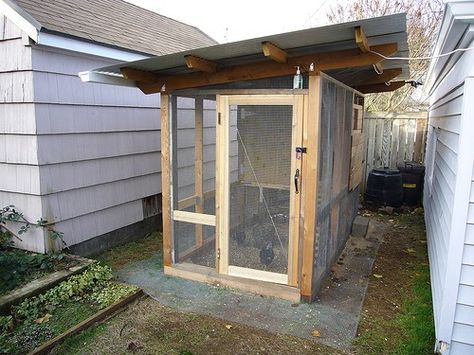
[[0, 249, 82, 295], [0, 263, 139, 354]]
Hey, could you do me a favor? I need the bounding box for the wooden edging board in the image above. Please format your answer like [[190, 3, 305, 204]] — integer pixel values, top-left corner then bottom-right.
[[28, 289, 144, 355], [0, 258, 94, 315]]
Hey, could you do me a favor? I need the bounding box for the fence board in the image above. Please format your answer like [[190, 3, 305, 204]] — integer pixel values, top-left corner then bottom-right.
[[362, 112, 428, 192]]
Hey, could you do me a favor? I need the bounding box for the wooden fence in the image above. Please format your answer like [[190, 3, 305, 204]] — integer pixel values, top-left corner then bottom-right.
[[362, 112, 428, 192]]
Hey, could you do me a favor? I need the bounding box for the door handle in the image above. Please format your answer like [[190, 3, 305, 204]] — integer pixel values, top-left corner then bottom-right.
[[294, 169, 300, 194]]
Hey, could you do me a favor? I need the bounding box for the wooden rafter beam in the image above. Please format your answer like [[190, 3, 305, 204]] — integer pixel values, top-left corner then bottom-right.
[[184, 55, 217, 73], [348, 68, 402, 87], [262, 41, 288, 63], [355, 80, 406, 94], [356, 26, 387, 75], [355, 26, 370, 53], [121, 67, 156, 82], [134, 43, 398, 94]]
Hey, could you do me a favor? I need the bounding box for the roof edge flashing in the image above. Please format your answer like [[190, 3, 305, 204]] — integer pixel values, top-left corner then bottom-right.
[[37, 31, 151, 62]]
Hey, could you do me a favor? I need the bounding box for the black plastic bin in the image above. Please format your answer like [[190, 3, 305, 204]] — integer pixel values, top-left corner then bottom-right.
[[397, 161, 425, 206], [364, 168, 403, 207]]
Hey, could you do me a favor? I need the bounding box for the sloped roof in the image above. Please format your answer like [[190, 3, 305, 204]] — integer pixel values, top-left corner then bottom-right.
[[8, 0, 217, 55], [83, 13, 409, 92]]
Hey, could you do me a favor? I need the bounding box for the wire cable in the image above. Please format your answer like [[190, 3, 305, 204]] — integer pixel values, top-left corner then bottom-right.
[[369, 46, 474, 61]]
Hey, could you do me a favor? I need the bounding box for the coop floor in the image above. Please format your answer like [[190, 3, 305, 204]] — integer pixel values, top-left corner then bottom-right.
[[110, 220, 385, 350]]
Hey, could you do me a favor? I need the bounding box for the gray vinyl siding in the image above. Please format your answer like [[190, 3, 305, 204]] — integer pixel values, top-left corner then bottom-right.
[[0, 16, 45, 252], [29, 45, 162, 248], [425, 9, 474, 352], [0, 14, 217, 251]]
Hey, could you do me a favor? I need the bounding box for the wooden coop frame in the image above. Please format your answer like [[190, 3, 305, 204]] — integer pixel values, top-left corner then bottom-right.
[[82, 15, 409, 302]]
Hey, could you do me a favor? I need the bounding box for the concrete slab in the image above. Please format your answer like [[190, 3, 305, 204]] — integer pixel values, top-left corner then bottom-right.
[[116, 219, 385, 350]]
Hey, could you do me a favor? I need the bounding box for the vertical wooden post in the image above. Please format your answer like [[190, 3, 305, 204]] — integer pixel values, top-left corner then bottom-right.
[[300, 74, 322, 301], [195, 97, 204, 246], [288, 95, 304, 287], [161, 94, 172, 266], [216, 95, 229, 274]]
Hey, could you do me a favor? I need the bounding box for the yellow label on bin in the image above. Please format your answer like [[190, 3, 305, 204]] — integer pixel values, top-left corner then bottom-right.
[[403, 183, 417, 188]]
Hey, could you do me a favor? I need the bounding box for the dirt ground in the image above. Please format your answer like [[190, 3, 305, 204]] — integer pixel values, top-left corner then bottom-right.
[[353, 209, 434, 354], [53, 209, 433, 355]]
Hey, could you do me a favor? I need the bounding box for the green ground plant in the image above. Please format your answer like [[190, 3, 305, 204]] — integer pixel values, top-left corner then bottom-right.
[[0, 263, 138, 353]]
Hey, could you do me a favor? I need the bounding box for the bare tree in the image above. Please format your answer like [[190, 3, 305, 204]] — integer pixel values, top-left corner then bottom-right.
[[327, 0, 444, 112]]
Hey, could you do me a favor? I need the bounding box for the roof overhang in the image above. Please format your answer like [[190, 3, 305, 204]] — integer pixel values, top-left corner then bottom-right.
[[426, 0, 474, 95], [0, 0, 41, 41], [0, 0, 152, 61], [80, 13, 410, 95]]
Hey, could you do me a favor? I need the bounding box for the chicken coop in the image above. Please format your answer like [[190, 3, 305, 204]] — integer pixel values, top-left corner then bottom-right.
[[82, 14, 409, 302]]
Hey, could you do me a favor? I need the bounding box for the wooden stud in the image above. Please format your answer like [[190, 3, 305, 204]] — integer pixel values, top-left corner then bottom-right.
[[161, 94, 172, 267], [300, 74, 322, 301], [288, 95, 304, 287], [194, 97, 204, 245], [355, 80, 406, 94], [216, 95, 230, 274], [184, 55, 217, 73], [170, 96, 179, 260], [355, 26, 370, 53], [173, 210, 216, 226], [262, 41, 288, 63], [136, 43, 398, 94]]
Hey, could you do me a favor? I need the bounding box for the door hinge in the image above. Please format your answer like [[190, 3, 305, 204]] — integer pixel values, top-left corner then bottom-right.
[[217, 248, 221, 259], [218, 112, 221, 125]]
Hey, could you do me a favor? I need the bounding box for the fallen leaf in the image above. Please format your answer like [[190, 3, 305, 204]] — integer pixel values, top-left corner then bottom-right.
[[407, 248, 416, 253], [311, 329, 321, 337], [373, 274, 383, 279], [34, 313, 52, 324], [225, 324, 232, 330]]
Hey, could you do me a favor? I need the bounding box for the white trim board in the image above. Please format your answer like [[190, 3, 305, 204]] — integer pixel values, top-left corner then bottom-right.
[[37, 32, 150, 62], [0, 0, 40, 41]]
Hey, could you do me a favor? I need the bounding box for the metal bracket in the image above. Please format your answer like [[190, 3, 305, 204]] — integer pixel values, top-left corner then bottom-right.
[[296, 147, 307, 160]]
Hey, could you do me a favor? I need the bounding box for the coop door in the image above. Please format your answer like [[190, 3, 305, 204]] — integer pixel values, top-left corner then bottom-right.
[[216, 95, 304, 286]]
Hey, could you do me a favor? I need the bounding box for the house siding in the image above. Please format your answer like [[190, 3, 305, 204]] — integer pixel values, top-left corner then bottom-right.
[[0, 16, 45, 252], [29, 46, 163, 249], [425, 8, 474, 352]]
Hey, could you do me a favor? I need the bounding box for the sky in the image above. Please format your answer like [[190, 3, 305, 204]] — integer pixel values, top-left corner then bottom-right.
[[124, 0, 344, 43]]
